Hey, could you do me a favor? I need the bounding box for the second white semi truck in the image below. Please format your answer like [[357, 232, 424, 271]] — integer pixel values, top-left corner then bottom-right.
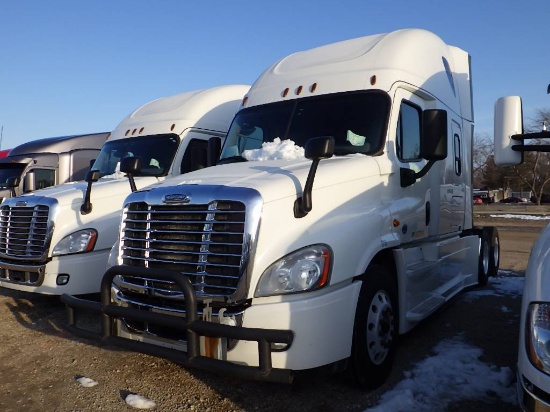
[[63, 29, 498, 388], [0, 85, 249, 295]]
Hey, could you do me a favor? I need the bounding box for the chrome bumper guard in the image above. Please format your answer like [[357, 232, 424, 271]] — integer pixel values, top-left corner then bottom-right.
[[61, 265, 295, 384]]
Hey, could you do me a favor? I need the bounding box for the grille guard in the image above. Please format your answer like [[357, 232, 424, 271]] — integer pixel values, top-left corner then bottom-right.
[[61, 265, 295, 383]]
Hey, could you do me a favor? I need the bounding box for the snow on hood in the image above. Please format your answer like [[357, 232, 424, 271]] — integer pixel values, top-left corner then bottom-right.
[[242, 138, 305, 161], [139, 154, 383, 205]]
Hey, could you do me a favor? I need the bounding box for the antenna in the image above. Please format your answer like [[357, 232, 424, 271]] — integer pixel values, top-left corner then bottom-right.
[[547, 84, 550, 94], [0, 125, 3, 150]]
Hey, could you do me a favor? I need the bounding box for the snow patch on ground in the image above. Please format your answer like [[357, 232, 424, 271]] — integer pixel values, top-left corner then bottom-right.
[[365, 337, 516, 411], [490, 214, 550, 220]]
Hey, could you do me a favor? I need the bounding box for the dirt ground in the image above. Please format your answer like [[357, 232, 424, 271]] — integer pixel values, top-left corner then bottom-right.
[[0, 206, 546, 411]]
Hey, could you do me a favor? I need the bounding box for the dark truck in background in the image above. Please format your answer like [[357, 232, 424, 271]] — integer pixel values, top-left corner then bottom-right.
[[0, 132, 108, 201]]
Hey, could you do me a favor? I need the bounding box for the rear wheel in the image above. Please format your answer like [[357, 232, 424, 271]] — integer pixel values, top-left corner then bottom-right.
[[350, 264, 398, 389], [477, 227, 499, 286], [478, 229, 490, 286], [486, 227, 500, 277]]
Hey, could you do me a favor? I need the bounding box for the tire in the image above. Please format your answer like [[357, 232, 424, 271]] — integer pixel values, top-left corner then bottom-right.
[[486, 226, 500, 277], [478, 229, 490, 286], [477, 227, 500, 286], [349, 264, 398, 389]]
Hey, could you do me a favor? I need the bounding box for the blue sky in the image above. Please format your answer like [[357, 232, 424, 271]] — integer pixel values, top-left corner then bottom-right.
[[1, 1, 548, 149]]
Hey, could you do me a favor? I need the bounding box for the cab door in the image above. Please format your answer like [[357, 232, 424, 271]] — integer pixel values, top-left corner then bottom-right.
[[439, 120, 465, 234], [392, 88, 437, 242]]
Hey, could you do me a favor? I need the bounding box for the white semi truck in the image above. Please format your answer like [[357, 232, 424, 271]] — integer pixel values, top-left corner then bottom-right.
[[494, 94, 550, 412], [0, 85, 249, 295], [0, 132, 108, 201], [63, 29, 498, 387]]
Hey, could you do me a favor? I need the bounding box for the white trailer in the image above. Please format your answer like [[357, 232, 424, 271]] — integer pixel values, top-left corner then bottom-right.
[[64, 29, 498, 387], [494, 94, 550, 411], [0, 85, 249, 295]]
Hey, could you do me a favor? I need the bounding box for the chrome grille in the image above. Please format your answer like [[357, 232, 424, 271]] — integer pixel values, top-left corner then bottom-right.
[[0, 204, 50, 258], [120, 200, 246, 298]]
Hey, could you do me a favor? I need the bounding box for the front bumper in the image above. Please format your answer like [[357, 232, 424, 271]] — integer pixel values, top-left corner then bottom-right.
[[0, 249, 110, 295], [62, 265, 296, 383], [518, 372, 550, 412]]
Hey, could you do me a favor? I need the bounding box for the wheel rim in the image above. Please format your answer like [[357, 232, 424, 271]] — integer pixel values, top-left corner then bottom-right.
[[366, 290, 394, 365], [481, 241, 489, 275], [493, 237, 500, 267]]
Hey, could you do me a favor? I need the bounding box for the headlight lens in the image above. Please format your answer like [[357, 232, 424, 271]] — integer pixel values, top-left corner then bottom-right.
[[52, 229, 98, 256], [255, 245, 331, 297], [527, 303, 550, 375]]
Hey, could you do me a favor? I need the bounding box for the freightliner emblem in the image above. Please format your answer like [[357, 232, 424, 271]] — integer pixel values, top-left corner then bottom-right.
[[15, 201, 27, 207], [162, 194, 191, 204]]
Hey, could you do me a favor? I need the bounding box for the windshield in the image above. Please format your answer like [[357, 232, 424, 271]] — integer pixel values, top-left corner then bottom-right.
[[220, 91, 390, 161], [92, 134, 180, 178], [0, 163, 26, 188]]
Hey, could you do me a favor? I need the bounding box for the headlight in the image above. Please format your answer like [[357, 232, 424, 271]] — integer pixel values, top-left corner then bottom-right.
[[255, 245, 331, 297], [526, 303, 550, 375], [52, 229, 98, 256]]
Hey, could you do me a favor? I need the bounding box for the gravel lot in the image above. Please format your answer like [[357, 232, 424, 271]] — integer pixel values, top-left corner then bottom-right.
[[0, 205, 545, 411]]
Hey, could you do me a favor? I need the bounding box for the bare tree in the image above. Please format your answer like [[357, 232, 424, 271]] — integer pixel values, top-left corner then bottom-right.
[[473, 132, 493, 188], [509, 108, 550, 204]]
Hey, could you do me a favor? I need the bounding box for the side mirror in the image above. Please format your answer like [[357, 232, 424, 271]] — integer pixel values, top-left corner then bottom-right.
[[207, 137, 222, 167], [120, 156, 142, 193], [120, 157, 142, 175], [304, 136, 335, 160], [401, 109, 448, 188], [6, 176, 20, 198], [85, 170, 101, 183], [81, 170, 101, 215], [294, 136, 335, 218], [494, 96, 523, 166], [6, 176, 20, 189], [421, 109, 448, 160], [23, 171, 35, 193]]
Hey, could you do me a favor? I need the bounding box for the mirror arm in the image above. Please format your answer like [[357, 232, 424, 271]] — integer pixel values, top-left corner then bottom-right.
[[81, 170, 100, 215], [400, 160, 436, 188], [294, 159, 320, 218]]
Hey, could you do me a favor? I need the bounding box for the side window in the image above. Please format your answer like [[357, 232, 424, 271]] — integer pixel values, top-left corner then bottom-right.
[[453, 133, 462, 175], [396, 101, 421, 161], [26, 169, 55, 191], [180, 138, 209, 174]]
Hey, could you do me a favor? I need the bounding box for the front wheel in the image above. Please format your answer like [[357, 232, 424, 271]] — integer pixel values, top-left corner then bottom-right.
[[349, 264, 398, 389]]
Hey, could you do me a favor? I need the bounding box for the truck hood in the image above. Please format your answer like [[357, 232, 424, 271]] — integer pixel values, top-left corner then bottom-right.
[[133, 155, 388, 204], [14, 176, 161, 207]]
